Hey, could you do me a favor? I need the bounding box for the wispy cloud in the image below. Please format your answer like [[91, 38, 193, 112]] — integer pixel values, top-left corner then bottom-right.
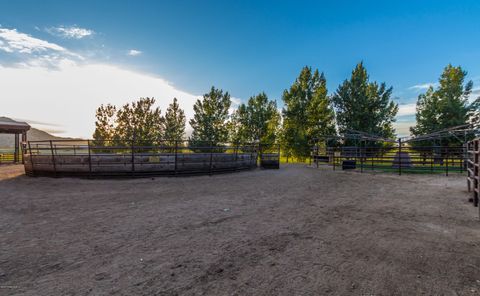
[[397, 103, 416, 117], [0, 27, 206, 138], [0, 28, 66, 53], [409, 82, 437, 91], [46, 26, 94, 39], [127, 49, 142, 56]]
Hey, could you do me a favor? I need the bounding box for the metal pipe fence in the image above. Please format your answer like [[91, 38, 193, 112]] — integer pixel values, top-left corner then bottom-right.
[[311, 144, 466, 176], [24, 140, 280, 177]]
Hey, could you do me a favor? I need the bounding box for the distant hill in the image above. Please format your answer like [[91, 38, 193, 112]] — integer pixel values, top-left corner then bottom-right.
[[0, 117, 75, 147]]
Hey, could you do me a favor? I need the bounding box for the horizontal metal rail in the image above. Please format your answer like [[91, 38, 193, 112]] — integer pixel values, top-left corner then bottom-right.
[[311, 145, 467, 176], [24, 140, 280, 177]]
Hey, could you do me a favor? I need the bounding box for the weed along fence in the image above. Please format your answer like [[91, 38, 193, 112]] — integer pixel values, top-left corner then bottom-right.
[[24, 140, 280, 177]]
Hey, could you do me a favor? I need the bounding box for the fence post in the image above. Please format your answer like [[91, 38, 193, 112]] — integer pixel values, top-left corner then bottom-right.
[[309, 142, 313, 166], [87, 140, 92, 178], [446, 147, 449, 176], [398, 138, 402, 176], [13, 133, 19, 163], [174, 140, 178, 175], [21, 132, 26, 164], [333, 151, 336, 171], [278, 144, 281, 169], [28, 141, 34, 176], [131, 139, 135, 177], [431, 147, 434, 173], [361, 151, 364, 173], [209, 141, 213, 175], [234, 142, 238, 170], [50, 140, 57, 177]]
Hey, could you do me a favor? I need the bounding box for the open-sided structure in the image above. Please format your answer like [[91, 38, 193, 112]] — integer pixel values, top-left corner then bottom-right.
[[0, 119, 30, 164]]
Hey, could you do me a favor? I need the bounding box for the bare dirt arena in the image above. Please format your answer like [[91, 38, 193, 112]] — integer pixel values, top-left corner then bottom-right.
[[1, 164, 479, 295]]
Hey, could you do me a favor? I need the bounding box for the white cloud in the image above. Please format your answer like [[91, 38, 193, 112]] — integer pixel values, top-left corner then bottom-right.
[[0, 27, 240, 139], [0, 28, 66, 53], [47, 26, 94, 39], [397, 103, 416, 117], [393, 121, 414, 137], [127, 49, 142, 56], [409, 82, 437, 91], [0, 60, 201, 138], [468, 87, 480, 103]]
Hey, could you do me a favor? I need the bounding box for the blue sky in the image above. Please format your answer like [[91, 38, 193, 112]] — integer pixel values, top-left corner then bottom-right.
[[1, 0, 480, 137]]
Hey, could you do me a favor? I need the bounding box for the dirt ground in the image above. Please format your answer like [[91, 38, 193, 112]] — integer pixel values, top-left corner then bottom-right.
[[1, 164, 479, 295]]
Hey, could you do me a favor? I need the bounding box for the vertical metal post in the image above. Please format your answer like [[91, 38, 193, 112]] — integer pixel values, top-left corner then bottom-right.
[[14, 133, 19, 163], [209, 141, 213, 175], [278, 144, 281, 169], [259, 143, 262, 169], [50, 140, 57, 177], [446, 147, 449, 176], [21, 132, 26, 164], [398, 138, 402, 176], [234, 142, 238, 171], [431, 147, 434, 173], [131, 138, 135, 177], [333, 151, 336, 171], [309, 142, 313, 166], [28, 141, 34, 175], [361, 153, 364, 173], [174, 140, 178, 174], [87, 140, 92, 178], [461, 144, 465, 173]]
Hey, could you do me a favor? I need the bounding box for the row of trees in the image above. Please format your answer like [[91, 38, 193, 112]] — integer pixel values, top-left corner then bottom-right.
[[93, 63, 479, 156], [93, 97, 185, 146]]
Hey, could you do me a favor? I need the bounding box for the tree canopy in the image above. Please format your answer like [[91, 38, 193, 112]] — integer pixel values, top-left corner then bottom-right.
[[189, 86, 231, 147], [281, 66, 336, 159], [331, 62, 398, 141], [230, 92, 280, 145], [93, 97, 184, 146], [411, 64, 479, 139], [114, 97, 164, 145], [164, 97, 186, 144]]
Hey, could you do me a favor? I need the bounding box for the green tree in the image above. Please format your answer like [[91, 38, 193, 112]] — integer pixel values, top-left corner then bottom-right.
[[92, 104, 117, 145], [228, 105, 247, 144], [331, 62, 398, 141], [410, 64, 479, 141], [409, 87, 441, 136], [282, 66, 336, 159], [189, 87, 231, 148], [92, 97, 164, 146], [164, 97, 186, 145], [115, 97, 164, 145], [230, 92, 280, 145]]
